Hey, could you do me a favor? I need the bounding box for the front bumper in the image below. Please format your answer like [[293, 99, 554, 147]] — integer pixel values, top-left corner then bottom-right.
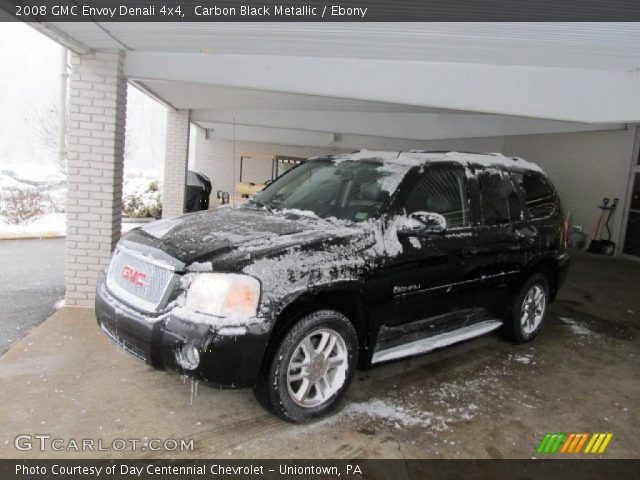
[[95, 275, 269, 388]]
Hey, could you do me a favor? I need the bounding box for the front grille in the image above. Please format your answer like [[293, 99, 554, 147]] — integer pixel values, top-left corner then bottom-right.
[[106, 247, 176, 313], [100, 322, 147, 362]]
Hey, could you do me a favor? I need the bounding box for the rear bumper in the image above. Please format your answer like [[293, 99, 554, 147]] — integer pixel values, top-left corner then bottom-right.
[[95, 275, 269, 388]]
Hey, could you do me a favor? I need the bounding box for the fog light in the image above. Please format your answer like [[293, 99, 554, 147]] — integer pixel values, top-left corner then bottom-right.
[[176, 343, 200, 370]]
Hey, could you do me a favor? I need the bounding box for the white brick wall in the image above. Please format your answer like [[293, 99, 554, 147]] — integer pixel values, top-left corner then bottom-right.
[[65, 50, 127, 307], [162, 109, 190, 218]]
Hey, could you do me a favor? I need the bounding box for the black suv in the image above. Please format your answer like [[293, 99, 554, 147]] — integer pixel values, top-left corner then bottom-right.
[[96, 150, 570, 422]]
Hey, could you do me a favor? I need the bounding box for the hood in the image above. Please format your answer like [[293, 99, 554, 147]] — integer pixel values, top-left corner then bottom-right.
[[122, 206, 371, 269]]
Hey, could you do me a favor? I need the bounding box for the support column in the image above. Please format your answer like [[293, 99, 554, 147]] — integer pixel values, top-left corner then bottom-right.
[[162, 109, 190, 218], [192, 123, 207, 171], [65, 50, 127, 307]]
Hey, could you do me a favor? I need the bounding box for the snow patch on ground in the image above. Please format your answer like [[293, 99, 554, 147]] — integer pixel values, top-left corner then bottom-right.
[[344, 399, 431, 427], [340, 388, 482, 435], [513, 354, 532, 364], [559, 317, 592, 335], [0, 212, 66, 237]]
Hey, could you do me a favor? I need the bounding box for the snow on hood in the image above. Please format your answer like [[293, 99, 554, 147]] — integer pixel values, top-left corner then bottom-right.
[[129, 205, 377, 267]]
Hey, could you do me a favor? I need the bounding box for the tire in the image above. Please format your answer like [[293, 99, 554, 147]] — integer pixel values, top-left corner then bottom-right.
[[254, 309, 358, 423], [505, 273, 550, 343]]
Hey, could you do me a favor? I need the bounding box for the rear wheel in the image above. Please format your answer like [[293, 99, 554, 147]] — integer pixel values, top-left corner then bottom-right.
[[254, 309, 358, 423], [505, 273, 549, 343]]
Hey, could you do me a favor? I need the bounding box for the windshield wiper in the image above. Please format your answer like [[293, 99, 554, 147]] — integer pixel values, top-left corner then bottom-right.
[[249, 199, 273, 213]]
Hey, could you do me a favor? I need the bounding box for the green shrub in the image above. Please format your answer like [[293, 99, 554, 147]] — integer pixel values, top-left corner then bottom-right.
[[122, 182, 162, 218], [0, 187, 45, 224]]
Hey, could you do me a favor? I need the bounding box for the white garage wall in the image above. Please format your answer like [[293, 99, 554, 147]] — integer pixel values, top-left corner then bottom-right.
[[504, 127, 638, 248]]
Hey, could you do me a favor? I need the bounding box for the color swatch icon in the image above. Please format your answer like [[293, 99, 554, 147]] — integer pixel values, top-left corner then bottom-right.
[[537, 433, 613, 454]]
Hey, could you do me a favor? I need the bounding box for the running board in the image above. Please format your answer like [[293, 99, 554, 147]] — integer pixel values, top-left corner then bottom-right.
[[371, 320, 503, 364]]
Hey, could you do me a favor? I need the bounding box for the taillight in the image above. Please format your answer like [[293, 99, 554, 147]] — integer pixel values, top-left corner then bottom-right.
[[562, 217, 570, 249]]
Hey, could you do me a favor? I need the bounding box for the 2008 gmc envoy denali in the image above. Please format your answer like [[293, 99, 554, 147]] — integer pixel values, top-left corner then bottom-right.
[[96, 150, 570, 422]]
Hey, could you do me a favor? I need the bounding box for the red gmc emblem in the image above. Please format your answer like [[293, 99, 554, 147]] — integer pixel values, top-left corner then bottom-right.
[[121, 265, 147, 287]]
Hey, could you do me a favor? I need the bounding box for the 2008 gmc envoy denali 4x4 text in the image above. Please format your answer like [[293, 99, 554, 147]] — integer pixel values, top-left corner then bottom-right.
[[96, 150, 570, 422]]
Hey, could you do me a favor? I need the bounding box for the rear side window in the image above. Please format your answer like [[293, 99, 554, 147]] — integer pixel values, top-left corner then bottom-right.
[[402, 166, 470, 228], [477, 168, 519, 226], [477, 169, 513, 225], [511, 171, 557, 219]]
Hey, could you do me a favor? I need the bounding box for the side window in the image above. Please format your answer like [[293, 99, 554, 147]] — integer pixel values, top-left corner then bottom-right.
[[511, 171, 557, 220], [477, 168, 516, 226], [402, 166, 470, 228]]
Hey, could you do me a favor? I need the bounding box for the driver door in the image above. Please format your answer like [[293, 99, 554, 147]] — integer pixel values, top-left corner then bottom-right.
[[387, 164, 479, 328]]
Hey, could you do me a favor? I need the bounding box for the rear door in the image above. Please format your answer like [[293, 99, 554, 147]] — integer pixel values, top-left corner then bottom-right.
[[510, 170, 562, 255], [469, 167, 530, 316]]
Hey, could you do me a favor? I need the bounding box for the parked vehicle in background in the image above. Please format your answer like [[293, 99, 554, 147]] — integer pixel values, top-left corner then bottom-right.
[[96, 150, 570, 422], [186, 170, 212, 213]]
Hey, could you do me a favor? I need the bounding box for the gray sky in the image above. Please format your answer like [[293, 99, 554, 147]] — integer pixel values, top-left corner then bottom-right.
[[0, 23, 167, 178]]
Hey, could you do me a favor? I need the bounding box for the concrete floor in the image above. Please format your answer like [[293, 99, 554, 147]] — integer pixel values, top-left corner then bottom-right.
[[0, 249, 638, 459], [0, 239, 64, 354]]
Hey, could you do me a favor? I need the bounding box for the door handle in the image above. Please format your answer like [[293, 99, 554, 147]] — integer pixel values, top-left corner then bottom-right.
[[461, 248, 477, 258], [514, 228, 536, 246], [519, 236, 535, 246]]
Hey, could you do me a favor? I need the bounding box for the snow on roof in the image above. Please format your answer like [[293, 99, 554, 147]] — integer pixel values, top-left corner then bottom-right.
[[325, 149, 543, 173], [333, 150, 401, 162]]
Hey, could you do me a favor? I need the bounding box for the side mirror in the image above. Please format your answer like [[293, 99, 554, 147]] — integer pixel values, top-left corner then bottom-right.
[[399, 211, 447, 234]]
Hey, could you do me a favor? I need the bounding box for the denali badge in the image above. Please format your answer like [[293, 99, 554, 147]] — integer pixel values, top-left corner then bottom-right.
[[121, 265, 147, 287]]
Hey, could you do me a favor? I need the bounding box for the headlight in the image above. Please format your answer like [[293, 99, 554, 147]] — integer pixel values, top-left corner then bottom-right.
[[184, 273, 260, 318]]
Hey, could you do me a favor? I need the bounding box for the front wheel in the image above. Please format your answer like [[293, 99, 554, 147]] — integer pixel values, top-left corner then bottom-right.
[[505, 273, 550, 343], [254, 310, 358, 423]]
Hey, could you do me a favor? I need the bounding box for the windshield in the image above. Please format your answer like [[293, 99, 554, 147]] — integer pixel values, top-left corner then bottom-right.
[[253, 159, 410, 221]]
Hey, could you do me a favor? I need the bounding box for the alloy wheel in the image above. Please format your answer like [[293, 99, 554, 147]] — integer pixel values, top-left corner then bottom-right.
[[520, 284, 546, 335], [286, 328, 348, 408]]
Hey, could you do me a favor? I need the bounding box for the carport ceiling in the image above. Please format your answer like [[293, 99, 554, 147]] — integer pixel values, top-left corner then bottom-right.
[[36, 22, 640, 140], [140, 80, 622, 141], [47, 23, 640, 70]]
